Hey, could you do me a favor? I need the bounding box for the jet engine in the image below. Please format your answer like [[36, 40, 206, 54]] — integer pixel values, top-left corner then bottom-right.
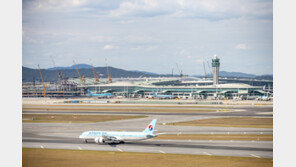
[[94, 137, 105, 144]]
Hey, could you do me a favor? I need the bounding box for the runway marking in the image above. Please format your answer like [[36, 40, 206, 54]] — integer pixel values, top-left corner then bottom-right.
[[244, 132, 247, 134], [159, 150, 166, 154], [78, 146, 82, 150], [203, 152, 212, 156], [117, 148, 123, 152], [40, 145, 44, 149], [250, 154, 261, 158]]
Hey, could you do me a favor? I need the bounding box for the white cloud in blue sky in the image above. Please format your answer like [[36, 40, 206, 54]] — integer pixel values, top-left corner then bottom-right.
[[23, 0, 273, 75]]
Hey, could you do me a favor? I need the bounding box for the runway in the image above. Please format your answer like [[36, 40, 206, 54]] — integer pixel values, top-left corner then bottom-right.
[[22, 104, 273, 158], [23, 137, 272, 158]]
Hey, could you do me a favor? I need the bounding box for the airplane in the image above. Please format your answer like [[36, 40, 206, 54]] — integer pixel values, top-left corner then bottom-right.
[[153, 93, 175, 99], [79, 119, 160, 144], [87, 90, 114, 98]]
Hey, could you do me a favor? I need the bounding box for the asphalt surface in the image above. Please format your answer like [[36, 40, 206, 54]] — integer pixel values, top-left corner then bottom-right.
[[22, 104, 273, 158]]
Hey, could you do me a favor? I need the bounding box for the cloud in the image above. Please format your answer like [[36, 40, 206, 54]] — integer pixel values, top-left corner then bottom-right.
[[24, 0, 272, 21], [103, 45, 117, 50], [89, 36, 113, 42], [22, 0, 273, 75], [23, 0, 88, 11], [179, 49, 186, 55], [110, 0, 174, 17], [131, 46, 142, 50], [109, 0, 272, 21], [235, 44, 247, 50], [124, 35, 157, 44], [120, 20, 136, 24], [195, 59, 204, 63]]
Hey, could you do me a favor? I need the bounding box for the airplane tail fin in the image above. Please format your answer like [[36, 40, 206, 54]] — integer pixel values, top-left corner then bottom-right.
[[87, 90, 93, 96], [143, 119, 157, 134]]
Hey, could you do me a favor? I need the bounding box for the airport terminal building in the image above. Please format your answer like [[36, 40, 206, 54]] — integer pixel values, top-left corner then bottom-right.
[[22, 55, 272, 100], [84, 81, 266, 100]]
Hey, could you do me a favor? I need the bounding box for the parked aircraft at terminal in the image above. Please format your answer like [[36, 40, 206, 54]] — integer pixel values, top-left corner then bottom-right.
[[79, 119, 160, 144], [152, 93, 175, 99], [87, 90, 114, 98]]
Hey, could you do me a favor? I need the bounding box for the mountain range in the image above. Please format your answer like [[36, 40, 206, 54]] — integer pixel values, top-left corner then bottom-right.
[[22, 64, 273, 82]]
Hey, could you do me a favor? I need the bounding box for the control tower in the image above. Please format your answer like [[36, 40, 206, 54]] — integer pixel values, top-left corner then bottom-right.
[[212, 55, 220, 85]]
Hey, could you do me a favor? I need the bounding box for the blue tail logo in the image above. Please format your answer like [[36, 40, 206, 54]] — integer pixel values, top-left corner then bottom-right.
[[144, 119, 157, 134], [148, 125, 153, 131]]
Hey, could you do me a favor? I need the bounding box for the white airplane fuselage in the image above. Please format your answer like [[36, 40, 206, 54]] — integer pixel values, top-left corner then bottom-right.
[[79, 131, 155, 142], [79, 119, 158, 144]]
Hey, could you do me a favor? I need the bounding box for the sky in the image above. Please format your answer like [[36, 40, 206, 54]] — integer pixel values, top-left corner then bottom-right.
[[23, 0, 273, 75]]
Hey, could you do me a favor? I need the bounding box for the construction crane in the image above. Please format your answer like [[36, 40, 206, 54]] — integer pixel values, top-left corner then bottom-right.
[[207, 61, 213, 76], [172, 68, 174, 77], [50, 56, 62, 92], [176, 63, 183, 78], [73, 60, 84, 95], [105, 58, 112, 83], [203, 61, 207, 79], [37, 64, 46, 97], [89, 59, 99, 83]]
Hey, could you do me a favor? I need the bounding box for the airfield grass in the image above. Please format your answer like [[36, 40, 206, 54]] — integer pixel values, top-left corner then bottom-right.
[[22, 148, 272, 167], [22, 114, 146, 123], [168, 117, 273, 128], [155, 134, 273, 141]]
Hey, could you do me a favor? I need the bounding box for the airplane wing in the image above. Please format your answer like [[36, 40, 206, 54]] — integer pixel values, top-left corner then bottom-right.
[[146, 133, 166, 138], [154, 133, 167, 136], [102, 135, 123, 142]]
